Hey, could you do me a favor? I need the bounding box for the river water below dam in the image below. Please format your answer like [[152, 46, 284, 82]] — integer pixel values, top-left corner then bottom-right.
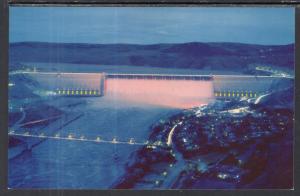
[[8, 96, 183, 188]]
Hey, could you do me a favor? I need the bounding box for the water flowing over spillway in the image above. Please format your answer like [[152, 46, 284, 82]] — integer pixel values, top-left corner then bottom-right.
[[105, 78, 214, 109]]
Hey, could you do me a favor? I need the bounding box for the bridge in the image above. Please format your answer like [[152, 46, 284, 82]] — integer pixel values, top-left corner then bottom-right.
[[8, 130, 150, 146]]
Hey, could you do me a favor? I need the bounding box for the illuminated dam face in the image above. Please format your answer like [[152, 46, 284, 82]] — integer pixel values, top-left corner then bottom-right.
[[23, 72, 291, 109], [105, 75, 214, 108]]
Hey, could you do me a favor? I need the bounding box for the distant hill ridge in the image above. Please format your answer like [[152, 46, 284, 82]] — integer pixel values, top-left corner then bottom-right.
[[10, 42, 294, 70]]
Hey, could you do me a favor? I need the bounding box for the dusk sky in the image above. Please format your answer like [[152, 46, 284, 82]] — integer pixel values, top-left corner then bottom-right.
[[10, 7, 295, 45]]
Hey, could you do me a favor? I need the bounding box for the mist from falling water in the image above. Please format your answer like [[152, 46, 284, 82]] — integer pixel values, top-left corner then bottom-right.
[[105, 79, 215, 109]]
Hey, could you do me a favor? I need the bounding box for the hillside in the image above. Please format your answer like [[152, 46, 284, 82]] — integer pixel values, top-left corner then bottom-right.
[[10, 42, 294, 71]]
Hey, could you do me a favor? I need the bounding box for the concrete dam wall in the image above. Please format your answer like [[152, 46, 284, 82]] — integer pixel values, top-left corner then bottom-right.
[[20, 72, 292, 108], [25, 72, 105, 96], [212, 75, 290, 98]]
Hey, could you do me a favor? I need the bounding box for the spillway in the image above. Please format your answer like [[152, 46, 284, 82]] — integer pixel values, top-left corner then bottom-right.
[[105, 77, 214, 108]]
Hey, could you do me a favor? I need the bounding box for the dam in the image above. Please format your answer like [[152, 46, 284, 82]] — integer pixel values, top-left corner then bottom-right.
[[17, 72, 293, 108]]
